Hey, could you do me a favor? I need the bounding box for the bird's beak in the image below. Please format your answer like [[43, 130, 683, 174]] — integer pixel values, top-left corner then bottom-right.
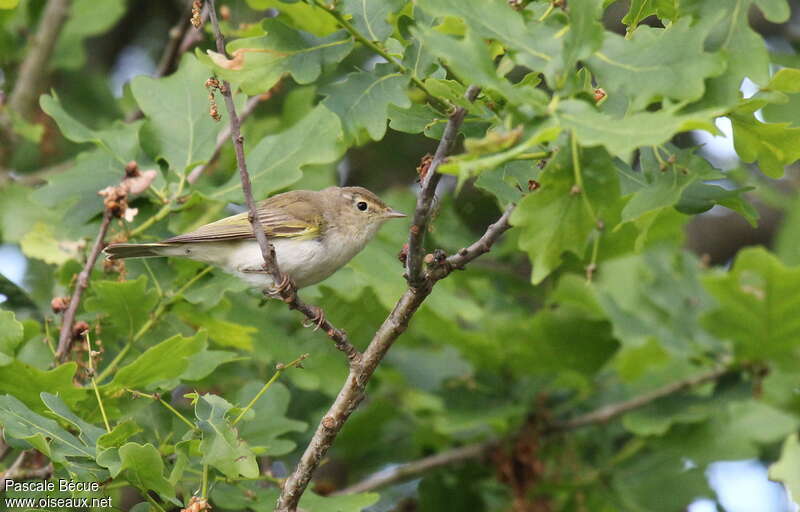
[[384, 209, 407, 219]]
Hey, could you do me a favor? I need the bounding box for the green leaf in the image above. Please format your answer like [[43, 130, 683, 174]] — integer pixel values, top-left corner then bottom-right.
[[97, 420, 141, 450], [52, 0, 126, 69], [684, 0, 790, 108], [31, 149, 124, 228], [510, 306, 619, 378], [235, 382, 306, 456], [588, 19, 724, 111], [730, 112, 800, 178], [439, 124, 561, 187], [0, 394, 94, 461], [300, 491, 380, 511], [209, 105, 343, 201], [676, 182, 758, 226], [562, 0, 604, 71], [0, 309, 24, 359], [106, 332, 207, 392], [40, 392, 106, 448], [201, 18, 354, 96], [84, 276, 159, 342], [621, 0, 678, 31], [556, 99, 717, 156], [769, 433, 800, 501], [597, 249, 718, 359], [40, 93, 141, 164], [412, 25, 530, 106], [180, 350, 241, 381], [19, 221, 79, 265], [619, 146, 723, 224], [340, 0, 405, 42], [131, 54, 220, 173], [0, 361, 86, 413], [416, 0, 560, 84], [0, 0, 20, 8], [244, 0, 340, 36], [702, 247, 800, 367], [321, 63, 411, 142], [474, 160, 541, 205], [195, 394, 259, 478], [116, 442, 180, 505], [510, 146, 620, 284]]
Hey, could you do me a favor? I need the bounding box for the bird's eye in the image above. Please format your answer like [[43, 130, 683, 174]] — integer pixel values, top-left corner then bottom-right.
[[357, 201, 368, 211]]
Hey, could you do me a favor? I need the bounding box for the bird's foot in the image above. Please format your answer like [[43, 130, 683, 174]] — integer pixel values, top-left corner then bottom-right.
[[264, 274, 296, 301], [302, 306, 325, 331]]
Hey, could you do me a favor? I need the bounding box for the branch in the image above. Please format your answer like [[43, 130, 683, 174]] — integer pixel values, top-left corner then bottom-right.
[[7, 0, 71, 120], [406, 85, 481, 287], [155, 0, 195, 78], [55, 210, 112, 360], [126, 0, 204, 123], [276, 87, 484, 512], [187, 94, 263, 184], [0, 451, 50, 492], [206, 0, 359, 363], [553, 365, 730, 431], [333, 441, 493, 496], [429, 206, 515, 282], [334, 366, 733, 494], [0, 451, 26, 492]]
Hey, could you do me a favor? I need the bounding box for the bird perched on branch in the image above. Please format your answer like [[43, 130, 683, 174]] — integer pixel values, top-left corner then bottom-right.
[[104, 186, 405, 289]]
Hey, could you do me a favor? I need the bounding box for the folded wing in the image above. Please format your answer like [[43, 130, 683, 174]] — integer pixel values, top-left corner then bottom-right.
[[164, 190, 324, 243]]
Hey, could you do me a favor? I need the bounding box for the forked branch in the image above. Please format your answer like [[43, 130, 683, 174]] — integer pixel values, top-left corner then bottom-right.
[[276, 86, 487, 512], [335, 365, 733, 495]]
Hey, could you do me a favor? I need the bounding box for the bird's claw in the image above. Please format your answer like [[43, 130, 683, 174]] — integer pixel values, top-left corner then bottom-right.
[[274, 274, 292, 294], [302, 306, 325, 331]]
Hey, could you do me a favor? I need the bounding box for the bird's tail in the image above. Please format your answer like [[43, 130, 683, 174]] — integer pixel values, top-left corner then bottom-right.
[[103, 243, 172, 260]]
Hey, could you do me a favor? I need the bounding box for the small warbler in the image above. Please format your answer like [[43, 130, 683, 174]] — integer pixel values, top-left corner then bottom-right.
[[104, 186, 406, 289]]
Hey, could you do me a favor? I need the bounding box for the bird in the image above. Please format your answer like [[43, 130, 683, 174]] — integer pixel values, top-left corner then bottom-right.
[[104, 186, 406, 290]]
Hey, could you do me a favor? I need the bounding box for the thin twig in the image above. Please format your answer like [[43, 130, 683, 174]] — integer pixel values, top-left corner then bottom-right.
[[206, 0, 360, 364], [155, 0, 195, 77], [334, 366, 733, 494], [8, 0, 71, 120], [126, 389, 198, 431], [187, 95, 264, 184], [554, 365, 730, 431], [276, 86, 484, 512], [0, 451, 27, 492], [126, 0, 200, 123], [55, 210, 112, 360], [333, 441, 492, 495], [429, 206, 515, 281], [406, 85, 481, 288], [85, 332, 111, 433], [232, 354, 308, 426]]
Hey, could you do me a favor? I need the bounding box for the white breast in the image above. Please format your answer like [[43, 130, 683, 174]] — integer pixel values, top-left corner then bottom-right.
[[165, 221, 383, 290], [216, 234, 369, 289]]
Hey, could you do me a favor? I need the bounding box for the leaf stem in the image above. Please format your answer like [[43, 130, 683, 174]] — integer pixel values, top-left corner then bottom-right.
[[232, 353, 309, 426], [127, 389, 198, 432], [144, 493, 166, 512], [201, 464, 209, 499], [95, 266, 213, 383], [311, 0, 450, 113], [85, 332, 111, 433]]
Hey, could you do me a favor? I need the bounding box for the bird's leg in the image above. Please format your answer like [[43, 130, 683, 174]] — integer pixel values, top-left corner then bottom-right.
[[302, 305, 325, 331]]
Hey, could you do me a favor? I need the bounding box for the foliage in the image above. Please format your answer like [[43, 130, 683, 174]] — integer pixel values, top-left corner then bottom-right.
[[1, 0, 800, 511]]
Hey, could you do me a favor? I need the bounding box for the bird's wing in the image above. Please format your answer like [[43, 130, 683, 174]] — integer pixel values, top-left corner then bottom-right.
[[163, 191, 324, 243]]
